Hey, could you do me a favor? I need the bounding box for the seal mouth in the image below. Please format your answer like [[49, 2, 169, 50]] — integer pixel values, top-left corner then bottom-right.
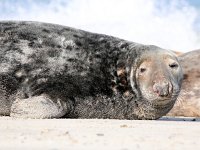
[[154, 89, 179, 106]]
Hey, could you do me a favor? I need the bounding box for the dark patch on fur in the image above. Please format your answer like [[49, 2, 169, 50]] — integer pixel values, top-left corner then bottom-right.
[[183, 74, 188, 80]]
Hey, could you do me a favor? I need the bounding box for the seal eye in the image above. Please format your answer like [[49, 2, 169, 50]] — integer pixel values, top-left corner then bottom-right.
[[169, 63, 178, 69], [140, 68, 146, 73]]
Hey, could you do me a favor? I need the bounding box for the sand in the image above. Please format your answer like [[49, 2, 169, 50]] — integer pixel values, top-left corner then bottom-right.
[[0, 116, 200, 150]]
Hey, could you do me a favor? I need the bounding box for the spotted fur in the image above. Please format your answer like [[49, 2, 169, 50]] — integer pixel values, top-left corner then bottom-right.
[[0, 21, 182, 119]]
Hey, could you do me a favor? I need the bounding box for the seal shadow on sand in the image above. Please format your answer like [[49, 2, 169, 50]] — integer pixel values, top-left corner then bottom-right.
[[159, 116, 200, 122]]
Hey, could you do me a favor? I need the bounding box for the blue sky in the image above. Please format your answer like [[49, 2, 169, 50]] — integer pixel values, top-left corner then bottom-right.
[[0, 0, 200, 52], [188, 0, 200, 7]]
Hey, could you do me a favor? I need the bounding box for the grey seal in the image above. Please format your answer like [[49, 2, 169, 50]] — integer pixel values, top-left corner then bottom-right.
[[0, 21, 183, 119], [168, 49, 200, 117]]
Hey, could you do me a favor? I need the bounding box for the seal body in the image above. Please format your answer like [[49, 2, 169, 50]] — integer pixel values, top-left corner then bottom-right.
[[167, 50, 200, 117], [0, 21, 183, 119]]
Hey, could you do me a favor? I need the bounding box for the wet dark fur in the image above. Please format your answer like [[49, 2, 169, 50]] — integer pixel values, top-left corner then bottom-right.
[[0, 21, 181, 119]]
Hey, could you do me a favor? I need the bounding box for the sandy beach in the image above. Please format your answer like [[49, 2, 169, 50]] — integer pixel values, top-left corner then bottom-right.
[[0, 116, 200, 150]]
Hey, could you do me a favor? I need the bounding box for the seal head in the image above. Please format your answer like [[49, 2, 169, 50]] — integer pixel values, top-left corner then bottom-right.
[[125, 45, 183, 119]]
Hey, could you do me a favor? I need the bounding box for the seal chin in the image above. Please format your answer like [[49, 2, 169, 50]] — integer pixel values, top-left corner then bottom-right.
[[142, 93, 177, 108], [154, 98, 175, 106]]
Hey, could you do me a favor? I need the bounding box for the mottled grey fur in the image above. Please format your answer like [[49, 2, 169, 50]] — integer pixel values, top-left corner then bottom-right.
[[0, 21, 182, 119]]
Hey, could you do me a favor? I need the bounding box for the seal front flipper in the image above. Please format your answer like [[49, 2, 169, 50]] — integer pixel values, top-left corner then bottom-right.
[[10, 94, 70, 118]]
